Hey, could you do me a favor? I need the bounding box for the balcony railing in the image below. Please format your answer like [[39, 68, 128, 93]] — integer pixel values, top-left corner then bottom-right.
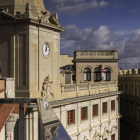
[[60, 81, 118, 98]]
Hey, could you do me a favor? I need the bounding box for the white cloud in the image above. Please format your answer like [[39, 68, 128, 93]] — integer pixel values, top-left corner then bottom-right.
[[48, 0, 109, 15], [114, 30, 135, 36], [60, 24, 140, 67]]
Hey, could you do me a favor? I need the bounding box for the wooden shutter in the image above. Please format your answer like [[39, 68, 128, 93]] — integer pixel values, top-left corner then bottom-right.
[[81, 107, 87, 120], [93, 104, 98, 117], [103, 102, 107, 114], [111, 100, 115, 111], [111, 134, 115, 140], [67, 110, 74, 125]]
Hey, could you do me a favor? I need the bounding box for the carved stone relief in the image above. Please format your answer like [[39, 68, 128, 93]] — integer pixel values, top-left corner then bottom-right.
[[41, 75, 55, 102], [92, 131, 101, 140], [5, 113, 19, 140]]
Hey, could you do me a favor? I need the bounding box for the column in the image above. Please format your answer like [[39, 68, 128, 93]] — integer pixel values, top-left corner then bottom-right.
[[33, 109, 38, 140]]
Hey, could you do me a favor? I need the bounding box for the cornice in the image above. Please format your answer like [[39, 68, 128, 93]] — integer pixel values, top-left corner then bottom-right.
[[50, 91, 123, 107]]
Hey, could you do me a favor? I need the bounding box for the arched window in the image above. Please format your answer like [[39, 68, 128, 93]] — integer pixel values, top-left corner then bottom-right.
[[103, 68, 110, 81], [94, 68, 100, 82], [84, 68, 91, 81]]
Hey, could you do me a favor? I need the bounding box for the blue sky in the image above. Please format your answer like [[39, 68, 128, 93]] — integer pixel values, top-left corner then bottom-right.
[[44, 0, 140, 69]]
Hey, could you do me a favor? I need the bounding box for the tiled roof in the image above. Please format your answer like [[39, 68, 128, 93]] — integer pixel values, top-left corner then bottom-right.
[[0, 104, 14, 132], [0, 78, 4, 80], [0, 103, 27, 132], [0, 89, 5, 93]]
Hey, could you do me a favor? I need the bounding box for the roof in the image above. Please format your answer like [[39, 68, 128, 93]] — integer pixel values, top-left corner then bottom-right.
[[0, 89, 5, 93], [0, 103, 27, 132], [60, 65, 75, 73], [0, 78, 4, 80]]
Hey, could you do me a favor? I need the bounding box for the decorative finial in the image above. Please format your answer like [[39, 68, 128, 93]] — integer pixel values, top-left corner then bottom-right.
[[25, 3, 31, 11]]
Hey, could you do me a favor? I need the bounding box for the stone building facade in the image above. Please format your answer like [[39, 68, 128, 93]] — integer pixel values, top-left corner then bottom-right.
[[0, 0, 122, 140], [118, 69, 140, 140], [51, 50, 122, 140]]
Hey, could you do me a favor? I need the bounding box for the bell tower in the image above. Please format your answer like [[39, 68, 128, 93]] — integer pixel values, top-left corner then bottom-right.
[[0, 0, 45, 17], [0, 0, 64, 99]]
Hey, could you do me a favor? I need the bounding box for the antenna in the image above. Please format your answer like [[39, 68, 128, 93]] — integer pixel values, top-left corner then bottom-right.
[[79, 45, 80, 50]]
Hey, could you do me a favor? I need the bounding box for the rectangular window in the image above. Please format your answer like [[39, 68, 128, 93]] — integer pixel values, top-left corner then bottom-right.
[[93, 104, 98, 117], [111, 100, 115, 111], [72, 75, 75, 81], [81, 107, 87, 120], [67, 110, 75, 125], [103, 102, 107, 114], [111, 134, 115, 140]]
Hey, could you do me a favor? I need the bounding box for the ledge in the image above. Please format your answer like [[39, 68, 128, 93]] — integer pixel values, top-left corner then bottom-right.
[[50, 91, 123, 108]]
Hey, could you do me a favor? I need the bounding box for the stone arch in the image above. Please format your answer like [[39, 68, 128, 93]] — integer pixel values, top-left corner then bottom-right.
[[103, 65, 113, 73], [81, 65, 92, 73]]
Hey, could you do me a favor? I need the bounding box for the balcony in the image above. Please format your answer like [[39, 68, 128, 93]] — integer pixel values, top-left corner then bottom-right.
[[60, 81, 118, 99]]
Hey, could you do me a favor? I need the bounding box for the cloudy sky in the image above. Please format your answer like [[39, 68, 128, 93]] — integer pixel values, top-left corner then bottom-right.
[[44, 0, 140, 69]]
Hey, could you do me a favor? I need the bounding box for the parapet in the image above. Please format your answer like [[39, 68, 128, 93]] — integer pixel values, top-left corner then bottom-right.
[[74, 50, 118, 60], [118, 69, 140, 75]]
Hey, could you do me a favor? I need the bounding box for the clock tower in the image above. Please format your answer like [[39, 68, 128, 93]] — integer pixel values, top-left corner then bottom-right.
[[0, 0, 64, 99]]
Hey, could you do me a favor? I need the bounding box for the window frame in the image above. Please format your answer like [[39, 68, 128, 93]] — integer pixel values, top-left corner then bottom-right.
[[67, 110, 75, 125], [81, 107, 87, 121], [84, 68, 91, 81], [103, 67, 110, 81], [103, 102, 107, 114]]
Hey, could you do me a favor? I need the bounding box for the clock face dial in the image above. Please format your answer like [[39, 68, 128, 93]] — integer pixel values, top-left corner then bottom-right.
[[43, 101, 49, 110], [43, 43, 50, 58]]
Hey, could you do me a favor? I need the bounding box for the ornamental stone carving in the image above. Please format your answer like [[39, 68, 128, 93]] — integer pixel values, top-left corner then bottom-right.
[[44, 123, 59, 140], [83, 136, 88, 140], [102, 127, 110, 139], [41, 75, 55, 102], [5, 113, 19, 140], [92, 131, 101, 140], [110, 125, 118, 134]]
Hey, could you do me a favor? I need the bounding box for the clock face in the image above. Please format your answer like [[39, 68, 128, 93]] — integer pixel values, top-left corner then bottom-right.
[[43, 101, 49, 110], [43, 43, 50, 58]]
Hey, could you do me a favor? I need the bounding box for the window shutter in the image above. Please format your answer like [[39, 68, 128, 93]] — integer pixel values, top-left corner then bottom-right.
[[81, 107, 87, 120], [67, 110, 75, 125], [111, 134, 115, 140], [111, 100, 115, 111], [103, 102, 107, 113], [93, 104, 98, 117]]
